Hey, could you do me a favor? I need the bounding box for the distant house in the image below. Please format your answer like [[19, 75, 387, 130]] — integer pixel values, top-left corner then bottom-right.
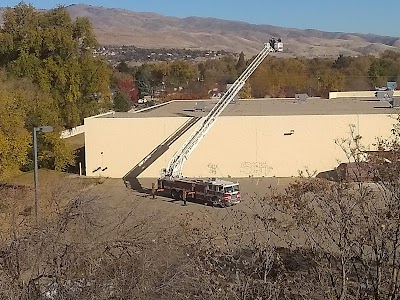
[[109, 88, 117, 96], [208, 83, 224, 98]]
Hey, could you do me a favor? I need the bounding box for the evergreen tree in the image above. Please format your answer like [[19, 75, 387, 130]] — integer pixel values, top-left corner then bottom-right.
[[113, 90, 131, 112], [236, 51, 246, 74]]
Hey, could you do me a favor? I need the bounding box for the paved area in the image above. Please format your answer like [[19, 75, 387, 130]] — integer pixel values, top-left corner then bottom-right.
[[99, 98, 397, 119]]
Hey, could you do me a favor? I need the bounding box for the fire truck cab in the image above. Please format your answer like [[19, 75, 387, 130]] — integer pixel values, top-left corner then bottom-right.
[[157, 177, 241, 207]]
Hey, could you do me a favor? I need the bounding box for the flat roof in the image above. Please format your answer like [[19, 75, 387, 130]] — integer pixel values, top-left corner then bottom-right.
[[98, 98, 399, 119]]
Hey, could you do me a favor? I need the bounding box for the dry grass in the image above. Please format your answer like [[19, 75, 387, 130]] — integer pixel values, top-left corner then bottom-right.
[[0, 171, 105, 237], [1, 173, 398, 299]]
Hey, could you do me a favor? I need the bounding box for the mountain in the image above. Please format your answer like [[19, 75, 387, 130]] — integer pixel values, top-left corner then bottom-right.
[[1, 4, 400, 57]]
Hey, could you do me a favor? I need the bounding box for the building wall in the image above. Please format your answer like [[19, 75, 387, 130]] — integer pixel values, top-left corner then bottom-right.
[[85, 114, 397, 178], [61, 111, 114, 139], [329, 91, 400, 99], [84, 116, 191, 178]]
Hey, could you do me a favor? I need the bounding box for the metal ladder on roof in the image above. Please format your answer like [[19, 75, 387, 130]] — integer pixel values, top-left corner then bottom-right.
[[163, 40, 283, 178], [123, 116, 201, 180]]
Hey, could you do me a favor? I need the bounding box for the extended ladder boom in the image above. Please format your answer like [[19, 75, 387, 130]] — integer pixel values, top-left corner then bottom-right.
[[163, 40, 283, 178]]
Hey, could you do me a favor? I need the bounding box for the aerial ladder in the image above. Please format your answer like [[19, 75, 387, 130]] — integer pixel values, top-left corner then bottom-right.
[[161, 39, 283, 179]]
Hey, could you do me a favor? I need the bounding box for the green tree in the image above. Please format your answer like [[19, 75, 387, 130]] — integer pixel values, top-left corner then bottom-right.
[[0, 79, 30, 180], [0, 3, 111, 129], [236, 51, 246, 75], [250, 61, 270, 98], [341, 55, 374, 91], [116, 61, 131, 73], [332, 54, 354, 69], [134, 63, 166, 97], [318, 68, 345, 92], [368, 53, 400, 87], [167, 60, 198, 86], [113, 90, 131, 112], [201, 56, 238, 91], [0, 69, 74, 178], [250, 57, 309, 97]]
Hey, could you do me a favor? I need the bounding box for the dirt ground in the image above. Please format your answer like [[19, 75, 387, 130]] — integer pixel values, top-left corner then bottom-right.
[[85, 176, 306, 246], [3, 172, 306, 248], [93, 177, 298, 215]]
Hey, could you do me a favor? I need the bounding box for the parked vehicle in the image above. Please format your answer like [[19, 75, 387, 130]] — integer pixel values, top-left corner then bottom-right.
[[157, 177, 241, 207]]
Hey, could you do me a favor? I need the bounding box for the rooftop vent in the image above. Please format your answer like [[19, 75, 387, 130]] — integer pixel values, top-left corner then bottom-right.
[[391, 98, 400, 108], [194, 101, 206, 112], [374, 90, 400, 108], [295, 94, 309, 102], [375, 90, 393, 101]]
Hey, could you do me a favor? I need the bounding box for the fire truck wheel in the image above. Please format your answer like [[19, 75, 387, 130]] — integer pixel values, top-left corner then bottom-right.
[[171, 189, 178, 200], [178, 190, 183, 200], [211, 196, 219, 207]]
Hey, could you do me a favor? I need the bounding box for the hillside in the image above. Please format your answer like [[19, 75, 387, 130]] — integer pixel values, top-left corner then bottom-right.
[[1, 4, 400, 57]]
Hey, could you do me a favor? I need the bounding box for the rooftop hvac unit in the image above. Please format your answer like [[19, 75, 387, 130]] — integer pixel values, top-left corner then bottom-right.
[[387, 81, 397, 90], [375, 90, 394, 101], [391, 98, 400, 108]]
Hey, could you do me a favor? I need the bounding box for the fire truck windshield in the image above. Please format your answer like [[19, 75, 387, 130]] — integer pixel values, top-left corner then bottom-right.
[[224, 185, 239, 193]]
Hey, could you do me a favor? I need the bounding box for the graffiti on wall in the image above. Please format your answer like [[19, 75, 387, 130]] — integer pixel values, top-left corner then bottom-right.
[[207, 163, 219, 175], [240, 162, 272, 177]]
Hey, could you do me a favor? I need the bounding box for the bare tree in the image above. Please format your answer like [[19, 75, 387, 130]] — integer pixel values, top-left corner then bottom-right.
[[248, 123, 400, 299]]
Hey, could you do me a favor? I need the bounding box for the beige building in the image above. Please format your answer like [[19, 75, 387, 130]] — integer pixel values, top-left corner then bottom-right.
[[84, 98, 399, 179], [329, 91, 400, 99]]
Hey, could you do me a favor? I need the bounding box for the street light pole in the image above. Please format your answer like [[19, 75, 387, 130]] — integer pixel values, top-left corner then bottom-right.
[[33, 128, 39, 225], [33, 126, 53, 226]]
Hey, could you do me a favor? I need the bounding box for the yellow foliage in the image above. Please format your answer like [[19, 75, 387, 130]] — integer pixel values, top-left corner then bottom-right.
[[239, 81, 252, 99], [0, 81, 30, 180]]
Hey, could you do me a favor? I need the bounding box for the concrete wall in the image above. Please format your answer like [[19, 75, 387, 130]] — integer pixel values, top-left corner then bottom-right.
[[61, 111, 114, 139], [329, 91, 400, 99], [61, 125, 85, 139], [85, 114, 397, 178]]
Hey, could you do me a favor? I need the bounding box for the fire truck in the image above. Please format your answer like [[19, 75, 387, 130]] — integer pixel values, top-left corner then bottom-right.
[[158, 177, 241, 207], [157, 39, 283, 206]]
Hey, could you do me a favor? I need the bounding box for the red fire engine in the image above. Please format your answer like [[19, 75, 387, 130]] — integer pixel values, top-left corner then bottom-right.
[[157, 177, 241, 207]]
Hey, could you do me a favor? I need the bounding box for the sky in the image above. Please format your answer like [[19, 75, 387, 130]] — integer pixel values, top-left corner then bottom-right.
[[3, 0, 400, 37]]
